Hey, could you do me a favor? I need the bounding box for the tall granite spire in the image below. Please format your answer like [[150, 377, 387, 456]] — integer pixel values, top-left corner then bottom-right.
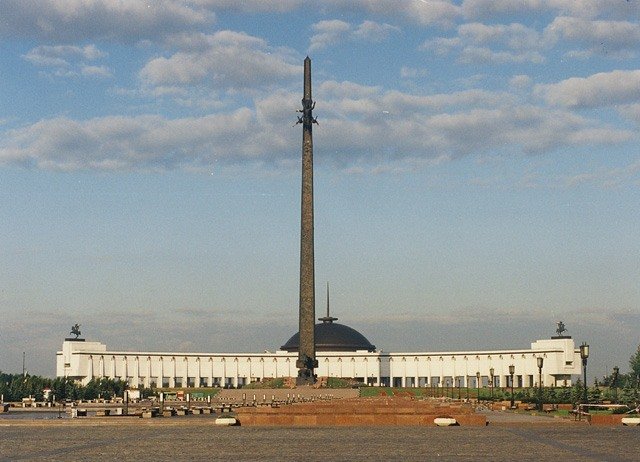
[[296, 56, 318, 384]]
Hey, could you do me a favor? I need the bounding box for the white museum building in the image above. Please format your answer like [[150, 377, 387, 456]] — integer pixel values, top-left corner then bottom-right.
[[57, 315, 582, 390]]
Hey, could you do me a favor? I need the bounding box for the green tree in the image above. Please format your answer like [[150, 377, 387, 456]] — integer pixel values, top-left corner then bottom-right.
[[619, 385, 637, 406], [556, 387, 572, 404], [571, 379, 584, 403], [588, 386, 602, 404], [543, 387, 557, 404], [630, 345, 640, 384]]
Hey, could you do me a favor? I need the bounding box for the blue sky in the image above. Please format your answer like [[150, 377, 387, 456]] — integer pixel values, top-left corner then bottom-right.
[[1, 1, 639, 379]]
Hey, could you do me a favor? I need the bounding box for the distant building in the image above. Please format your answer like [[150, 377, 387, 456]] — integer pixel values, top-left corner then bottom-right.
[[57, 319, 581, 389]]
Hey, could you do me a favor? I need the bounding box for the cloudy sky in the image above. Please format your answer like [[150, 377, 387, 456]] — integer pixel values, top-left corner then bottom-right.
[[1, 1, 639, 379]]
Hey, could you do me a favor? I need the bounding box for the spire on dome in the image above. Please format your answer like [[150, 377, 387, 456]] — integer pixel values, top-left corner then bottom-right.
[[318, 282, 338, 324]]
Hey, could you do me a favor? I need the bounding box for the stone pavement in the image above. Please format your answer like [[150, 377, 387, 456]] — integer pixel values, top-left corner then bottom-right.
[[479, 408, 583, 426], [0, 418, 637, 461]]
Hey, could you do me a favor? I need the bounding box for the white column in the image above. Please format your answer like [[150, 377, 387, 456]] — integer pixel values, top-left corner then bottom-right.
[[222, 358, 227, 387], [133, 357, 139, 388], [401, 357, 406, 387], [233, 358, 238, 388], [88, 356, 94, 382], [183, 357, 188, 387]]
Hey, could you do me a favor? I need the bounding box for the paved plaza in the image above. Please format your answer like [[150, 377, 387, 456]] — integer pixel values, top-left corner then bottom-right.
[[0, 417, 637, 461]]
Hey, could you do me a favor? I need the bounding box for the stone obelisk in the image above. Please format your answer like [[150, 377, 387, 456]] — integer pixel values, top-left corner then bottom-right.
[[296, 56, 318, 384]]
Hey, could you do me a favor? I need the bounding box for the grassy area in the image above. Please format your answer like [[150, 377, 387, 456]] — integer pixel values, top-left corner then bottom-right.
[[326, 377, 353, 388], [155, 387, 220, 397], [242, 378, 285, 389], [359, 387, 428, 398]]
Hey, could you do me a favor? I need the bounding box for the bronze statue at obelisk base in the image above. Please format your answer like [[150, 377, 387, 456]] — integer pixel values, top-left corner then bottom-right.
[[295, 57, 318, 384]]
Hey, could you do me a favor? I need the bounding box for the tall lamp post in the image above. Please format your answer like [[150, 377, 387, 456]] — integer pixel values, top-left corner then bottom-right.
[[612, 366, 619, 404], [509, 364, 515, 409], [580, 342, 589, 404], [489, 367, 495, 400], [537, 357, 544, 412], [476, 371, 480, 402]]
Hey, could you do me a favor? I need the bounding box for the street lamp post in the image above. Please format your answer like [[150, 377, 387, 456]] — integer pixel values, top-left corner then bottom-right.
[[466, 375, 469, 401], [612, 366, 619, 404], [537, 357, 544, 412], [509, 364, 515, 409], [580, 343, 589, 404], [489, 367, 495, 400], [476, 371, 480, 402]]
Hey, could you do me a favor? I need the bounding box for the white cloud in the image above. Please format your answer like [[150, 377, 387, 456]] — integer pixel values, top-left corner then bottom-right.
[[0, 111, 265, 171], [315, 83, 624, 162], [353, 20, 400, 42], [618, 103, 640, 124], [139, 30, 300, 91], [536, 69, 640, 108], [22, 44, 110, 79], [318, 80, 381, 100], [0, 0, 212, 42], [423, 22, 546, 64], [309, 19, 398, 51], [458, 46, 544, 64], [190, 0, 303, 13], [2, 79, 633, 172], [509, 74, 532, 90], [545, 17, 640, 57], [462, 0, 638, 21], [309, 20, 351, 51], [197, 0, 461, 26], [321, 0, 460, 26], [564, 159, 640, 188], [80, 65, 112, 78], [424, 37, 461, 55], [458, 22, 542, 50], [23, 44, 106, 66]]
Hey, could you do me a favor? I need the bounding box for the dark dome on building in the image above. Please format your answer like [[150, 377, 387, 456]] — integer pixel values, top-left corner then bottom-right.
[[281, 313, 376, 352]]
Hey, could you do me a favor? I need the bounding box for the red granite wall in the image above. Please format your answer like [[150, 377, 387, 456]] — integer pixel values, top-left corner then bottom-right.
[[234, 399, 486, 426]]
